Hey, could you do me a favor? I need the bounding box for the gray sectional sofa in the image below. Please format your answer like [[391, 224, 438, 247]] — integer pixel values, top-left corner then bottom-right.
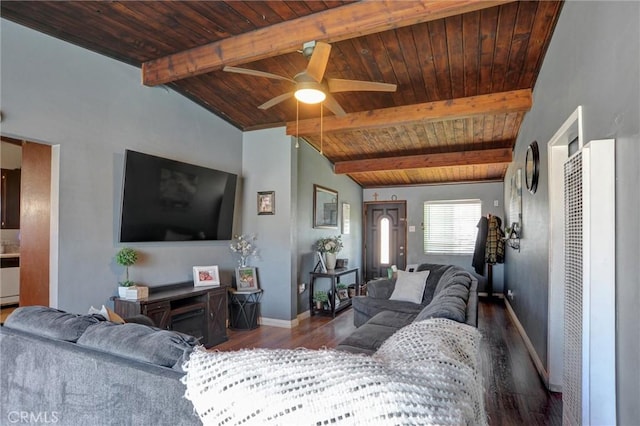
[[337, 263, 478, 355], [0, 306, 201, 426]]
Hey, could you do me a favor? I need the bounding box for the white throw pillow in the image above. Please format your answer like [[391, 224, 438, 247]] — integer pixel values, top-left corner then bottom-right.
[[389, 269, 431, 304]]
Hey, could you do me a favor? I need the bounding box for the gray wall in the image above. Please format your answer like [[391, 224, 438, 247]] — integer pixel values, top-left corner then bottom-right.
[[297, 140, 363, 315], [1, 19, 243, 313], [503, 2, 640, 423], [240, 128, 297, 321], [363, 182, 505, 293]]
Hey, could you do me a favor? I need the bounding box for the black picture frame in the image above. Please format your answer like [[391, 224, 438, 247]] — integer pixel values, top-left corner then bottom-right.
[[525, 141, 540, 194], [257, 191, 275, 215]]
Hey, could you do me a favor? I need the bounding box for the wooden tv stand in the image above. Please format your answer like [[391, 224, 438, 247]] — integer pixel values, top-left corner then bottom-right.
[[113, 282, 228, 348]]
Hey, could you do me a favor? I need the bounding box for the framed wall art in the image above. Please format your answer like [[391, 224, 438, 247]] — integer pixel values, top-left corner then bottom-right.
[[257, 191, 275, 215], [193, 265, 220, 287], [313, 184, 338, 229], [342, 202, 350, 234]]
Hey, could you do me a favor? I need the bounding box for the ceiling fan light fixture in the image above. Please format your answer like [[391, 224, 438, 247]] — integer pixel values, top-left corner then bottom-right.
[[294, 88, 326, 104]]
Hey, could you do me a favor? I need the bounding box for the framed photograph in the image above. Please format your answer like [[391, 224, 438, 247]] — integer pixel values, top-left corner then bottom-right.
[[257, 191, 275, 215], [193, 265, 220, 287], [236, 267, 259, 291], [337, 288, 349, 301], [342, 202, 350, 234], [313, 184, 338, 229]]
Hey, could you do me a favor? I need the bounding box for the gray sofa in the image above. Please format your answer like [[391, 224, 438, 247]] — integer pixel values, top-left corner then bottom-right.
[[0, 306, 201, 426], [337, 263, 478, 355]]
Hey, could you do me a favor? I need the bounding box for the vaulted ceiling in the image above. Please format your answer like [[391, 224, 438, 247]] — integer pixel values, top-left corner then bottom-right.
[[1, 1, 563, 187]]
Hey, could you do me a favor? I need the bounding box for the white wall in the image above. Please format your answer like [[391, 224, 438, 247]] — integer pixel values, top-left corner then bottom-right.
[[1, 19, 243, 313], [363, 182, 505, 293], [502, 2, 640, 422]]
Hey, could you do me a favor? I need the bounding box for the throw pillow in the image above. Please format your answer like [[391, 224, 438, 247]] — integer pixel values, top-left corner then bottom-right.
[[4, 306, 106, 342], [77, 322, 199, 370], [388, 269, 430, 304]]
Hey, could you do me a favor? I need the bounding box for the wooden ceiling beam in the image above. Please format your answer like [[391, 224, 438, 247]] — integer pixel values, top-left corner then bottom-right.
[[334, 148, 512, 174], [142, 0, 514, 86], [286, 89, 532, 135]]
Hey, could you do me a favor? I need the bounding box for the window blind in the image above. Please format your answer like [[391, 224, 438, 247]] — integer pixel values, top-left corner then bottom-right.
[[423, 200, 481, 254]]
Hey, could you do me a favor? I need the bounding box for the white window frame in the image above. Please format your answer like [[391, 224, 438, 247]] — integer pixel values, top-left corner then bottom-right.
[[423, 199, 482, 255]]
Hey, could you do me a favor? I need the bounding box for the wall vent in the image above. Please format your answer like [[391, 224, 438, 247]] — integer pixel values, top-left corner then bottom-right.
[[563, 152, 583, 426], [562, 139, 616, 425]]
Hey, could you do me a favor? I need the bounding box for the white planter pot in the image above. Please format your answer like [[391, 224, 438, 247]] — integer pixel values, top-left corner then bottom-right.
[[325, 253, 337, 270], [118, 286, 128, 298]]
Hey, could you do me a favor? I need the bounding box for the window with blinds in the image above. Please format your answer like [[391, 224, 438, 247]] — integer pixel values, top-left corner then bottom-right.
[[423, 200, 482, 254]]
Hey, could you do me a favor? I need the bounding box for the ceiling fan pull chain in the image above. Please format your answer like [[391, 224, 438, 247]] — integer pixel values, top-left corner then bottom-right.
[[320, 102, 324, 155], [295, 99, 299, 148]]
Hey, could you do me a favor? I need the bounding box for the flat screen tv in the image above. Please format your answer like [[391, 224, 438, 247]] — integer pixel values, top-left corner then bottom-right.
[[119, 150, 237, 242]]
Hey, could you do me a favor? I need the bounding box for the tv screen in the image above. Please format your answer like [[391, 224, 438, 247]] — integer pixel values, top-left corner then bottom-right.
[[119, 150, 237, 242]]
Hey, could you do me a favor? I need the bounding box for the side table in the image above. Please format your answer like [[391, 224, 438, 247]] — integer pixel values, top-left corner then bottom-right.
[[228, 288, 263, 330], [309, 267, 360, 318]]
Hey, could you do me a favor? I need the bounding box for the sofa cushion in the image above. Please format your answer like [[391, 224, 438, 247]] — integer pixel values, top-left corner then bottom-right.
[[335, 323, 399, 355], [416, 263, 455, 304], [3, 306, 105, 342], [367, 310, 417, 328], [337, 311, 417, 354], [389, 270, 430, 303], [77, 322, 199, 370], [352, 296, 426, 321], [414, 283, 470, 323]]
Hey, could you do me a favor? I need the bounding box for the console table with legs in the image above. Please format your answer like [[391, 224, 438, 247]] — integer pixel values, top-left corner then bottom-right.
[[309, 267, 360, 318], [113, 282, 228, 348]]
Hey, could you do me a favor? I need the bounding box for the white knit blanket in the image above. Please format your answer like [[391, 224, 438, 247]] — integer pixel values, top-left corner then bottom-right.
[[182, 318, 486, 425]]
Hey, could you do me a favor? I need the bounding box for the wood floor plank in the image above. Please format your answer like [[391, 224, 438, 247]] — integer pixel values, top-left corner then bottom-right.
[[214, 299, 562, 425]]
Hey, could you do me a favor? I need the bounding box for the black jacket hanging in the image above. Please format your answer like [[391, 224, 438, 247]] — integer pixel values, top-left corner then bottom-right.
[[472, 216, 488, 274]]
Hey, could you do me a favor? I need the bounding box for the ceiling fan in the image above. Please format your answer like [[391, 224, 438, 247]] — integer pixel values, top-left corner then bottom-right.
[[223, 41, 397, 117]]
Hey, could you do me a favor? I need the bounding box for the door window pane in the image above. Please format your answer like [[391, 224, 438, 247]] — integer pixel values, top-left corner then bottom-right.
[[380, 217, 390, 264]]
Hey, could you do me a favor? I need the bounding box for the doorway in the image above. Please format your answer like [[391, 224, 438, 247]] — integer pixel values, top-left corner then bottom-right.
[[0, 136, 56, 309], [363, 201, 407, 281]]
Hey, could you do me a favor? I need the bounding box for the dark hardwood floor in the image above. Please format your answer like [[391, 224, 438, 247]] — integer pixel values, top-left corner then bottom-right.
[[215, 299, 562, 425]]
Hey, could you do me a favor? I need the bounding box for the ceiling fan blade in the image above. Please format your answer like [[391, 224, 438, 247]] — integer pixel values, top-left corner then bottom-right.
[[258, 92, 295, 110], [223, 66, 295, 83], [305, 42, 332, 83], [328, 78, 397, 93], [323, 94, 346, 117]]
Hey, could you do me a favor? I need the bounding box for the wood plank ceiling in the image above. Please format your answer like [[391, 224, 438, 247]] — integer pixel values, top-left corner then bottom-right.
[[1, 1, 563, 187]]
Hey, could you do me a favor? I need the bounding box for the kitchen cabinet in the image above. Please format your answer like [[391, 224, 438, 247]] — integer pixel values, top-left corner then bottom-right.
[[1, 168, 21, 229]]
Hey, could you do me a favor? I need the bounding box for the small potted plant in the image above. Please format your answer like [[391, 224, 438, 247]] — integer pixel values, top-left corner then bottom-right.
[[313, 291, 329, 311], [115, 247, 138, 297]]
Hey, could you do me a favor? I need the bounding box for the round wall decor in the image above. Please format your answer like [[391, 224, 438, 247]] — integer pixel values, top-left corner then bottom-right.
[[525, 141, 540, 194]]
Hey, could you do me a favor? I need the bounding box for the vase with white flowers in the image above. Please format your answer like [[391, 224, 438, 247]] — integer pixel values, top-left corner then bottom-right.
[[316, 235, 343, 270], [230, 234, 258, 267]]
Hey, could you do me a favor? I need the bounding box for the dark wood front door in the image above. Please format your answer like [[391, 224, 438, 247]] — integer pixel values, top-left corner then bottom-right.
[[364, 201, 407, 281]]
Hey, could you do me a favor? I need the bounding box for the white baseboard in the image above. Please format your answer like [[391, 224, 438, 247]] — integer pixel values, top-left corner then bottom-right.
[[259, 311, 309, 329], [504, 298, 550, 389]]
